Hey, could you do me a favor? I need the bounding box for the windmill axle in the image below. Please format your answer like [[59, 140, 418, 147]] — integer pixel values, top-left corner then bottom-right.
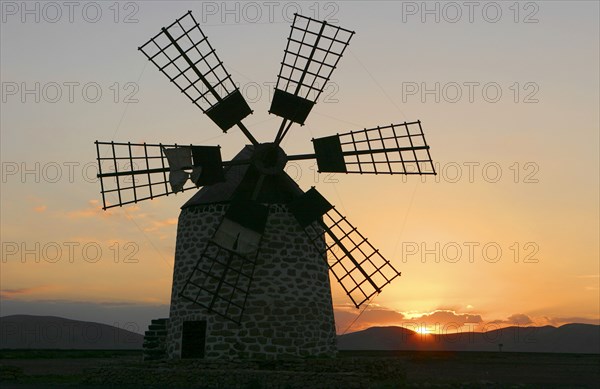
[[252, 143, 287, 175]]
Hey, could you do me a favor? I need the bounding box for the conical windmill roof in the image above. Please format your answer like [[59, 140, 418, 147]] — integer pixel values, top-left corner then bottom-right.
[[181, 145, 303, 209]]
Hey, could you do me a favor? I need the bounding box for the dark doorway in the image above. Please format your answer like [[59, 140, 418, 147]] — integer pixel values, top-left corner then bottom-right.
[[181, 320, 207, 358]]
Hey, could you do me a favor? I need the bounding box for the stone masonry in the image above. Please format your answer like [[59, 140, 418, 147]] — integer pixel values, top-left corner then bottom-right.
[[166, 203, 337, 359]]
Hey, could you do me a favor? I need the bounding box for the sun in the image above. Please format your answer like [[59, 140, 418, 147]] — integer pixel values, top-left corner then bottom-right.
[[415, 327, 432, 335]]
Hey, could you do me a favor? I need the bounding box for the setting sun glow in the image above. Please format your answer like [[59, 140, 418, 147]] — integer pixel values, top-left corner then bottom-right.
[[415, 328, 432, 335]]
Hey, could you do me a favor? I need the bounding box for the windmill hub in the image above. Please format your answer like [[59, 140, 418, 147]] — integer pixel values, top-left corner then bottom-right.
[[252, 143, 287, 175]]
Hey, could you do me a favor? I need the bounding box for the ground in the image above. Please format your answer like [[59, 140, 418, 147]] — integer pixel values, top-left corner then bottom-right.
[[0, 350, 598, 388]]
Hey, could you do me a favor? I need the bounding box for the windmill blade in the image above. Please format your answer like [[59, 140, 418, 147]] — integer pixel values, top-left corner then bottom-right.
[[271, 13, 354, 142], [289, 188, 401, 308], [179, 200, 269, 324], [139, 11, 256, 143], [95, 141, 228, 210], [289, 121, 436, 175]]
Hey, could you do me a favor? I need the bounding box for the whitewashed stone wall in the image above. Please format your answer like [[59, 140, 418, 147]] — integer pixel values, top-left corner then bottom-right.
[[166, 203, 337, 359]]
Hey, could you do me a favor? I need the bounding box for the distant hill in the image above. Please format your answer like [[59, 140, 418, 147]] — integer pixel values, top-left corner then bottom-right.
[[3, 315, 597, 354], [0, 315, 142, 349], [337, 324, 600, 354]]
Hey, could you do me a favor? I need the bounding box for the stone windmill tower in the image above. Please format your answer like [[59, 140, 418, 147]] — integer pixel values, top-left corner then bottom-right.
[[94, 11, 436, 359]]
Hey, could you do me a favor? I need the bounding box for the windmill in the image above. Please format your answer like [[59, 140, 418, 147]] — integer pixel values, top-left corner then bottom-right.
[[95, 11, 436, 359]]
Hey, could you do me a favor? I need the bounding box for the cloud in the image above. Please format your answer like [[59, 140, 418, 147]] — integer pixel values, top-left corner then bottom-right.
[[65, 200, 176, 239], [335, 304, 405, 333], [67, 200, 141, 218], [0, 286, 56, 300], [506, 313, 533, 325], [409, 310, 484, 326], [575, 275, 599, 291], [335, 307, 485, 334], [142, 218, 178, 233], [66, 199, 106, 219], [27, 196, 47, 213], [337, 307, 599, 335], [487, 314, 534, 327], [541, 316, 600, 326]]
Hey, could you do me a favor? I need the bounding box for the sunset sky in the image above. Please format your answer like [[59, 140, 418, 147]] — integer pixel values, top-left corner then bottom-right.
[[1, 1, 598, 335]]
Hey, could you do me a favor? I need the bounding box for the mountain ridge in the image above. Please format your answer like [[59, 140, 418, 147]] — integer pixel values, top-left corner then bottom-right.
[[1, 315, 598, 353], [338, 324, 600, 354], [0, 314, 143, 349]]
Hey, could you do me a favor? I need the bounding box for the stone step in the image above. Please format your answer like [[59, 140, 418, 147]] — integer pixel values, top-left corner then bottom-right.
[[143, 340, 165, 346], [142, 354, 165, 361], [145, 329, 167, 337], [143, 350, 165, 355], [142, 341, 164, 349], [143, 317, 169, 361]]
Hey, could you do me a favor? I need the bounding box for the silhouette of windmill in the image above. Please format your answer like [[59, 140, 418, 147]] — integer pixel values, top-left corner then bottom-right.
[[95, 11, 436, 359]]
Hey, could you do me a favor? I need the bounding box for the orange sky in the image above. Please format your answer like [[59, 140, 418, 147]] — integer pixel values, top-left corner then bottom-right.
[[1, 2, 598, 334]]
